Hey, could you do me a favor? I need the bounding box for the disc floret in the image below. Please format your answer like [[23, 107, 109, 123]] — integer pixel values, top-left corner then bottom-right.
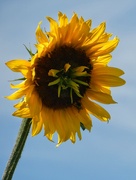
[[48, 63, 90, 103]]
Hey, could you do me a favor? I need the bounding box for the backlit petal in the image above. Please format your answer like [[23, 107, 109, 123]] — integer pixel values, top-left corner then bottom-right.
[[6, 87, 28, 100], [86, 90, 116, 104], [6, 60, 31, 77], [82, 96, 111, 121], [92, 75, 126, 87], [28, 89, 42, 116], [32, 115, 43, 136], [13, 108, 31, 118], [35, 21, 48, 43], [93, 66, 125, 76]]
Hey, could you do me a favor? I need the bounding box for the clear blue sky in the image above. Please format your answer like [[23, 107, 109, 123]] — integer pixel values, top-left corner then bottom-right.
[[0, 0, 136, 179]]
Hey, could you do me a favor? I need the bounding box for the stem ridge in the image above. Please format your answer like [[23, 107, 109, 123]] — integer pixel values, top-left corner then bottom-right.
[[2, 118, 32, 180]]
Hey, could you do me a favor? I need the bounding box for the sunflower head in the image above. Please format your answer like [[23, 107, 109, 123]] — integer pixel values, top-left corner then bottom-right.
[[6, 12, 125, 146]]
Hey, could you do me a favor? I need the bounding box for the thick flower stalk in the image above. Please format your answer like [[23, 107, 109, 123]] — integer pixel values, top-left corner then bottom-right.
[[6, 12, 125, 146]]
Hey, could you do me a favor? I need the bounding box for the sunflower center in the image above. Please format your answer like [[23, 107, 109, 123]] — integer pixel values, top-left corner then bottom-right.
[[34, 45, 92, 110]]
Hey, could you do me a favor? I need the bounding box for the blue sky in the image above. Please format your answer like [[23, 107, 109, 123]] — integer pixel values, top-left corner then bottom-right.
[[0, 0, 136, 179]]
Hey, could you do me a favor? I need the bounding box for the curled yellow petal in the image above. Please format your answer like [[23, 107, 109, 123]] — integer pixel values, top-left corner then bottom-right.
[[35, 21, 48, 43], [86, 90, 116, 104], [82, 96, 111, 121], [13, 108, 31, 118], [6, 60, 31, 77]]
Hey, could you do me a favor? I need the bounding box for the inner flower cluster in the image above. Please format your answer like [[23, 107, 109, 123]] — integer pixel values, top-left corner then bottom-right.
[[34, 45, 92, 109]]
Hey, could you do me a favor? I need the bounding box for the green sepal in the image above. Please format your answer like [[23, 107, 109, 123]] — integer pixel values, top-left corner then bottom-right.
[[24, 44, 35, 57], [9, 77, 26, 82], [80, 122, 86, 131]]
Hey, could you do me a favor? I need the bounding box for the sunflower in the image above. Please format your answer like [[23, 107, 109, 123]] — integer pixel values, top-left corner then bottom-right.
[[6, 12, 125, 146]]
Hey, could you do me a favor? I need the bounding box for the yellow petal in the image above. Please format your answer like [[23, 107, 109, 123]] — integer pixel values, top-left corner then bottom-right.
[[6, 60, 31, 77], [25, 85, 35, 102], [41, 108, 50, 135], [35, 21, 48, 43], [6, 87, 28, 100], [35, 43, 48, 57], [67, 108, 81, 139], [86, 90, 116, 104], [72, 107, 92, 131], [82, 96, 110, 121], [86, 22, 106, 45], [86, 19, 92, 28], [10, 79, 32, 89], [41, 107, 56, 139], [90, 82, 111, 95], [28, 89, 42, 116], [60, 109, 73, 141], [46, 16, 58, 37], [97, 33, 112, 43], [79, 21, 90, 37], [68, 13, 79, 35], [59, 14, 78, 44], [53, 110, 66, 142], [93, 66, 125, 76], [14, 100, 27, 109], [93, 54, 112, 65], [70, 132, 77, 144], [70, 13, 79, 25], [58, 12, 68, 27], [10, 81, 25, 89], [92, 37, 119, 56], [32, 115, 43, 136], [46, 133, 54, 142], [92, 75, 126, 87], [56, 108, 78, 146], [13, 108, 31, 118]]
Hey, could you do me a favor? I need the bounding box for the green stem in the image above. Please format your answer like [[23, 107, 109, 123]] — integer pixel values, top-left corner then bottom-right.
[[2, 118, 32, 180]]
